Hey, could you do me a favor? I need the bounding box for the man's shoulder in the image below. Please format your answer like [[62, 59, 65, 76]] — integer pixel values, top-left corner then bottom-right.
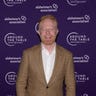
[[57, 44, 72, 56], [23, 44, 40, 53]]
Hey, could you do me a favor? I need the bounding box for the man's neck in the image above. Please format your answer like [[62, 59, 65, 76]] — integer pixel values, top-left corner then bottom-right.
[[42, 43, 56, 54]]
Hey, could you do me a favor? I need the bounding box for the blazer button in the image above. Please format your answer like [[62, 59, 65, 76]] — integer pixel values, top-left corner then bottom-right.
[[46, 86, 49, 88]]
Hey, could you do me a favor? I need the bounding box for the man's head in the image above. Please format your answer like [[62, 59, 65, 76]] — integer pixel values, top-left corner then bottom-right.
[[37, 15, 59, 45]]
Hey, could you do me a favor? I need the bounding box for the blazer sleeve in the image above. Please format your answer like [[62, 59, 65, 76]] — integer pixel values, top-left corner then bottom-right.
[[65, 53, 76, 96], [16, 50, 29, 96]]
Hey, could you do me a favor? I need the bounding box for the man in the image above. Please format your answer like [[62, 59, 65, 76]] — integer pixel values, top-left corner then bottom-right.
[[16, 15, 76, 96]]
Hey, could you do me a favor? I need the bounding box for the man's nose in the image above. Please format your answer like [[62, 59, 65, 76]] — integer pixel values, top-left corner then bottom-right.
[[46, 29, 51, 34]]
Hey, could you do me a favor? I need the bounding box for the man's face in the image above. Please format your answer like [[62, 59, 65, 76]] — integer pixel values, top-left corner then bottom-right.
[[38, 19, 58, 45]]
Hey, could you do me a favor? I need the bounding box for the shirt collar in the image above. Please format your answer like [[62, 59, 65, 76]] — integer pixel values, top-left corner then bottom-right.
[[41, 43, 56, 55]]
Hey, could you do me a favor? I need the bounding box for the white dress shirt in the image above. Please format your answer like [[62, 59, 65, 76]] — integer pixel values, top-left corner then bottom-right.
[[41, 44, 56, 84]]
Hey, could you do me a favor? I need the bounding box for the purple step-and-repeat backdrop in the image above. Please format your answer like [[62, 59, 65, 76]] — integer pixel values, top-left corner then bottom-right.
[[0, 0, 96, 96]]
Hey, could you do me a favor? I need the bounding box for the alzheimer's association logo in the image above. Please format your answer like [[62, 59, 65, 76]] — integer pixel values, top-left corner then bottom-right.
[[73, 55, 90, 63], [4, 16, 27, 24], [35, 3, 58, 12], [3, 0, 27, 7], [66, 32, 90, 46], [66, 0, 87, 6], [67, 15, 90, 23]]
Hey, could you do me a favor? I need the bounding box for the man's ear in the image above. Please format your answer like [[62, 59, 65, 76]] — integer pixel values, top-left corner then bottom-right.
[[56, 29, 59, 34]]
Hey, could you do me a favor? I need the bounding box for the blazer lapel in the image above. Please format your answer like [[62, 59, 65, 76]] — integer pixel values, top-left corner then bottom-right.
[[48, 45, 62, 86], [36, 44, 63, 86], [36, 45, 47, 86]]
